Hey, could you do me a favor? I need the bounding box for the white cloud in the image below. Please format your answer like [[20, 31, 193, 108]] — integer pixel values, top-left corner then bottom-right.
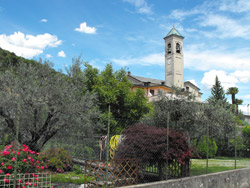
[[46, 54, 52, 58], [187, 80, 198, 87], [75, 22, 96, 34], [185, 45, 250, 71], [112, 53, 164, 66], [41, 19, 47, 22], [220, 0, 250, 13], [123, 0, 152, 14], [231, 71, 250, 83], [201, 70, 238, 90], [58, 51, 66, 58], [0, 31, 62, 58], [200, 14, 250, 40]]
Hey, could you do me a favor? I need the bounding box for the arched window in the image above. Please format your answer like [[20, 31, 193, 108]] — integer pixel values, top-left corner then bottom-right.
[[167, 43, 171, 54], [176, 43, 181, 53]]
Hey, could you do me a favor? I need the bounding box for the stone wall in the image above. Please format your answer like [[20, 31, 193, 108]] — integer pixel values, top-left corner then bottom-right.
[[123, 168, 250, 188]]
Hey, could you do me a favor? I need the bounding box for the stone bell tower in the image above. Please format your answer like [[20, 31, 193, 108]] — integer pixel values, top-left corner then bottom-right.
[[164, 26, 184, 88]]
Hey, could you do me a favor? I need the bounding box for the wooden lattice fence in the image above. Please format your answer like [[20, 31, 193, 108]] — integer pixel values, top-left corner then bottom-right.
[[84, 158, 138, 187]]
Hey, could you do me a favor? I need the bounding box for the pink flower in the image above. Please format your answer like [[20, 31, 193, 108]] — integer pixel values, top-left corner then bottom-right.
[[22, 159, 26, 162], [31, 159, 35, 162], [0, 169, 3, 174], [12, 157, 15, 161], [33, 183, 37, 186], [1, 162, 4, 166], [7, 166, 12, 170], [3, 178, 9, 183], [41, 166, 44, 170], [18, 179, 23, 183], [6, 173, 10, 176], [36, 160, 39, 163], [17, 152, 20, 155]]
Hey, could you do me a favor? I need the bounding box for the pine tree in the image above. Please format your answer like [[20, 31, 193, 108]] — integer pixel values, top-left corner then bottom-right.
[[208, 76, 228, 106]]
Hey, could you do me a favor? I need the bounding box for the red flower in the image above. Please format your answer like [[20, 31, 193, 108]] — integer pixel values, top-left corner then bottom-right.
[[1, 162, 4, 166], [3, 178, 9, 183], [7, 166, 12, 170], [0, 169, 3, 173]]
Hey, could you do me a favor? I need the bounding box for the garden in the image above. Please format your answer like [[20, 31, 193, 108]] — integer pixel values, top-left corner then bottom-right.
[[1, 49, 250, 187]]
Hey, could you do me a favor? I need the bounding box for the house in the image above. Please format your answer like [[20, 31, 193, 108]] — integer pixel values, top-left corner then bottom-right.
[[127, 26, 202, 102]]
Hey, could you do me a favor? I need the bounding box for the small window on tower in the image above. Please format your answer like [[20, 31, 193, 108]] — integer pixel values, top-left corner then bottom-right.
[[167, 43, 171, 54], [176, 43, 181, 53]]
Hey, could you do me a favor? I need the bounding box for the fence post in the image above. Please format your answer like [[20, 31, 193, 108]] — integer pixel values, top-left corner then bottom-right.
[[234, 122, 237, 169], [206, 124, 209, 174], [166, 112, 170, 180], [14, 100, 21, 187], [105, 105, 111, 184]]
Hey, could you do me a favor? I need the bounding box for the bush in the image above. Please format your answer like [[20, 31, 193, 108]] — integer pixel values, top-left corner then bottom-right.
[[194, 136, 218, 158], [38, 148, 73, 173], [0, 143, 51, 187], [0, 143, 45, 174]]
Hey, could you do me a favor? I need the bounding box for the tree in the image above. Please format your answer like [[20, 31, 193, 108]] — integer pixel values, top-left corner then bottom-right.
[[0, 61, 102, 151], [67, 61, 152, 135], [235, 98, 243, 114], [143, 96, 235, 155], [208, 76, 228, 106], [115, 124, 192, 180], [227, 87, 239, 105]]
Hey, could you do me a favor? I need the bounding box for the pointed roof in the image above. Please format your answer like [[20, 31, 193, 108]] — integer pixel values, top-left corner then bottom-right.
[[165, 26, 184, 38]]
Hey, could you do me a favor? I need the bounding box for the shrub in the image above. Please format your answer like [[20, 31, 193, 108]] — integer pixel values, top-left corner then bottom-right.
[[0, 143, 45, 174], [38, 148, 73, 173], [194, 136, 218, 158], [0, 143, 51, 187]]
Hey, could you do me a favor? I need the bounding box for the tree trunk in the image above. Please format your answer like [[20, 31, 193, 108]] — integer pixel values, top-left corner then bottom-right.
[[158, 160, 164, 181]]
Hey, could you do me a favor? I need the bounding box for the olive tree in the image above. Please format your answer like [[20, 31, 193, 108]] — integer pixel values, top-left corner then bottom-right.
[[0, 61, 102, 151]]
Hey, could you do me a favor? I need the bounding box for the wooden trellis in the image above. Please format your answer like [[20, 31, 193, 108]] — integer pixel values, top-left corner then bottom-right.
[[84, 158, 138, 187]]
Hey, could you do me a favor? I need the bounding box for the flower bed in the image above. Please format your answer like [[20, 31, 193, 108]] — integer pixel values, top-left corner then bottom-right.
[[0, 143, 53, 187]]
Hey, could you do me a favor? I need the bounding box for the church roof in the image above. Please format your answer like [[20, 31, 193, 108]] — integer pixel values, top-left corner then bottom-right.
[[165, 26, 184, 38]]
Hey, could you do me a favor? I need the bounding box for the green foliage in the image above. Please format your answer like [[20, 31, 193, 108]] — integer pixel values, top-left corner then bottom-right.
[[67, 60, 152, 134], [84, 146, 94, 159], [242, 125, 250, 149], [208, 76, 228, 106], [38, 148, 73, 173], [0, 57, 102, 151], [0, 144, 45, 174], [51, 172, 93, 184], [73, 165, 82, 174], [194, 136, 218, 158]]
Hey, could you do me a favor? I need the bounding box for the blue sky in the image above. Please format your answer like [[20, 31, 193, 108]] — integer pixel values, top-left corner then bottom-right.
[[1, 0, 250, 114]]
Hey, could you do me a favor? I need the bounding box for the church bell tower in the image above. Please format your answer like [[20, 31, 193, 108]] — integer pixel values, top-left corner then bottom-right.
[[164, 26, 184, 88]]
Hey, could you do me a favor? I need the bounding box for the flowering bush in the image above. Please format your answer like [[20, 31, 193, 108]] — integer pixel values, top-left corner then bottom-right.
[[0, 144, 45, 174], [0, 143, 53, 187], [38, 148, 73, 173]]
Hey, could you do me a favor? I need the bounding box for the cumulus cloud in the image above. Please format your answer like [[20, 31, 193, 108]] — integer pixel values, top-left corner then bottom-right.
[[123, 0, 152, 14], [201, 70, 238, 90], [0, 31, 62, 58], [112, 53, 164, 66], [41, 19, 47, 22], [46, 54, 52, 58], [185, 45, 250, 71], [58, 51, 66, 58], [220, 0, 250, 13], [75, 22, 96, 34]]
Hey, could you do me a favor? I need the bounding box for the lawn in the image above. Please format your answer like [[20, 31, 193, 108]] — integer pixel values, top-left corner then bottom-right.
[[190, 157, 250, 176]]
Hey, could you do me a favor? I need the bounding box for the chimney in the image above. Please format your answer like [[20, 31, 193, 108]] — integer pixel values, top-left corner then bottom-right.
[[128, 71, 131, 76]]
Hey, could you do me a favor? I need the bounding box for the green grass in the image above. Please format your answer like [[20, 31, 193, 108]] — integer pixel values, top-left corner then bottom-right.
[[190, 157, 250, 176], [51, 172, 93, 184]]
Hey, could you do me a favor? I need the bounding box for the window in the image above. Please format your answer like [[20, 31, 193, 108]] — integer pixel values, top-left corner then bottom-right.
[[176, 43, 181, 53], [150, 89, 155, 96], [167, 43, 171, 54], [186, 87, 189, 92]]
